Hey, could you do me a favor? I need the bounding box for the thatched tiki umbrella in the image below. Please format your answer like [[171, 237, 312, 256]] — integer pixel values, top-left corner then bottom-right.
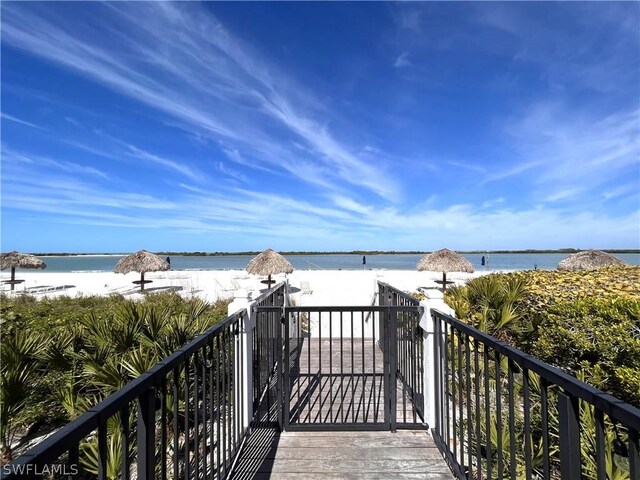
[[557, 250, 625, 271], [113, 250, 170, 292], [417, 248, 474, 291], [0, 251, 47, 291], [246, 248, 293, 289]]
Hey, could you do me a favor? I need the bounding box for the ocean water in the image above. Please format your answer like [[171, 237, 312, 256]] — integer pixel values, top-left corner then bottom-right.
[[38, 253, 640, 273]]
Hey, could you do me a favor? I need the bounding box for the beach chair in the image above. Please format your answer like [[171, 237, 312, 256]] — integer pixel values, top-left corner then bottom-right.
[[300, 281, 312, 295], [231, 278, 241, 290]]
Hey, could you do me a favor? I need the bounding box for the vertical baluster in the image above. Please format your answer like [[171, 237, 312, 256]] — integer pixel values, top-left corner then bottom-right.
[[412, 310, 417, 423], [201, 346, 207, 479], [351, 311, 355, 424], [216, 336, 222, 478], [68, 443, 79, 479], [540, 378, 550, 480], [484, 346, 492, 479], [329, 311, 334, 423], [172, 367, 179, 480], [208, 339, 215, 480], [523, 368, 532, 480], [318, 310, 323, 424], [507, 360, 516, 479], [97, 422, 107, 480], [496, 353, 503, 480], [361, 312, 366, 423], [594, 408, 606, 480], [458, 331, 464, 468], [225, 328, 231, 473], [629, 428, 639, 480], [341, 311, 345, 424], [372, 309, 377, 423], [451, 326, 457, 463], [194, 351, 200, 476], [239, 316, 244, 443], [184, 356, 191, 480], [444, 322, 451, 455], [466, 334, 473, 475], [120, 404, 130, 480], [160, 378, 167, 480], [403, 310, 408, 423], [473, 340, 482, 479], [232, 325, 237, 453], [307, 312, 311, 424]]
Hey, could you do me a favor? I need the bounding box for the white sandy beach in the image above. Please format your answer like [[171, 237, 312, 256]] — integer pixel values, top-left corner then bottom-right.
[[0, 269, 500, 305]]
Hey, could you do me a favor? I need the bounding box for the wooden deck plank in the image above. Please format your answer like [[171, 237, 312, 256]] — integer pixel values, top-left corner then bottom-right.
[[233, 458, 452, 474], [233, 334, 452, 479], [234, 474, 453, 480], [238, 445, 444, 460]]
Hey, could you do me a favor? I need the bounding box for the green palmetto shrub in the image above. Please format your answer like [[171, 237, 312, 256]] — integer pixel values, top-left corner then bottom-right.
[[447, 331, 637, 480], [0, 329, 46, 463], [0, 292, 229, 464], [446, 274, 528, 342]]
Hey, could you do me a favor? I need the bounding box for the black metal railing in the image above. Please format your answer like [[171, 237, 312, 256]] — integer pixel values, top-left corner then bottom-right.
[[3, 310, 247, 480], [431, 308, 640, 480], [251, 282, 286, 425], [378, 282, 425, 425]]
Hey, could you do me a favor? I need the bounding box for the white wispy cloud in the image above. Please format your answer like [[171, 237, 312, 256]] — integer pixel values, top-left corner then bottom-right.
[[2, 146, 110, 180], [496, 103, 640, 200], [393, 52, 411, 68], [1, 112, 43, 130], [4, 162, 638, 249], [1, 2, 398, 200], [125, 145, 203, 183]]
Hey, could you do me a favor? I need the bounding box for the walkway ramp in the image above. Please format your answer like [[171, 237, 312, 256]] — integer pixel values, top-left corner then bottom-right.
[[231, 428, 453, 479]]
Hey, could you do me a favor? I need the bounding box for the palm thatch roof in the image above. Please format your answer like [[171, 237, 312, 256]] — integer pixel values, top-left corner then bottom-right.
[[113, 250, 170, 274], [416, 248, 474, 273], [557, 250, 625, 271], [0, 251, 46, 270], [246, 248, 294, 275]]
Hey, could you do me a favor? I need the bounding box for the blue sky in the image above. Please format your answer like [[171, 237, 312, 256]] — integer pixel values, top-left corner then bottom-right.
[[1, 2, 639, 253]]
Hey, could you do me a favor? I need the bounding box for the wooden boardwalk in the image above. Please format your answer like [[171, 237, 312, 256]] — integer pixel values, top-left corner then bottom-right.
[[235, 337, 454, 479], [230, 428, 454, 479]]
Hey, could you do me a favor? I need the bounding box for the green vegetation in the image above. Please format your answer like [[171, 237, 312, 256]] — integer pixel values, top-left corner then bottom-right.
[[445, 266, 640, 405], [0, 293, 230, 463], [444, 266, 640, 478]]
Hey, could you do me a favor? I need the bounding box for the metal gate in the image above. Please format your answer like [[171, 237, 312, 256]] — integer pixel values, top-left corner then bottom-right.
[[254, 302, 424, 432]]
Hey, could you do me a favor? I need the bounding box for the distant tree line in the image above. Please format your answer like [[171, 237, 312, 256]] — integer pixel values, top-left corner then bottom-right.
[[30, 248, 640, 257]]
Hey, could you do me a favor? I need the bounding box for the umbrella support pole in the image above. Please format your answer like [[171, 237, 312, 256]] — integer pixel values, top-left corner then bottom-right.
[[141, 272, 145, 292], [10, 267, 15, 291]]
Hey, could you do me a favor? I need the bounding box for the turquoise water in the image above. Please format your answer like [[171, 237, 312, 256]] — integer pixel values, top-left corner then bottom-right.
[[39, 253, 640, 272]]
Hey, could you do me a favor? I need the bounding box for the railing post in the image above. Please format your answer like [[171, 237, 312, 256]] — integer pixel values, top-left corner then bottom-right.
[[420, 291, 454, 431], [558, 392, 581, 479], [137, 387, 156, 480], [229, 289, 256, 430], [388, 307, 397, 432]]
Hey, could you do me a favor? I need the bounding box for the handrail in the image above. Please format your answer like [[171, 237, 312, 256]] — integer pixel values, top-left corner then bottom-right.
[[4, 309, 247, 479], [378, 281, 420, 306], [430, 308, 640, 479], [252, 281, 286, 307], [432, 309, 640, 430]]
